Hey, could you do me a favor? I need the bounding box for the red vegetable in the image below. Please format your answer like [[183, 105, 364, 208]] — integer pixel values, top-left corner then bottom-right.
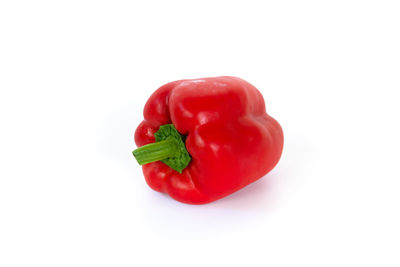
[[133, 76, 283, 204]]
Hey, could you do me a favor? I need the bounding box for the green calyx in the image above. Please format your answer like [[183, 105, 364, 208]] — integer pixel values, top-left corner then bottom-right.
[[132, 124, 191, 173]]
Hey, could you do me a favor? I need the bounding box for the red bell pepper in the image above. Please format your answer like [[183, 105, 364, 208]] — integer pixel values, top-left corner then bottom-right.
[[133, 76, 283, 204]]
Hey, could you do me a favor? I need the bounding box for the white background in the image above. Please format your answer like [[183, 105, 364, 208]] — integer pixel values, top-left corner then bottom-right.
[[1, 0, 399, 266]]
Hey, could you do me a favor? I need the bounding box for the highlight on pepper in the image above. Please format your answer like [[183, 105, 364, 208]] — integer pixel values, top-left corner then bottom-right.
[[132, 76, 284, 204]]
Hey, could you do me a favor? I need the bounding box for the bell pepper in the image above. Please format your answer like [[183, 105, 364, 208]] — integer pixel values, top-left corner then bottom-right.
[[132, 76, 283, 204]]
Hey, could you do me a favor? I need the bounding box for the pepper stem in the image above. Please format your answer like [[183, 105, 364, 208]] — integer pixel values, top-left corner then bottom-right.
[[132, 138, 179, 165], [132, 124, 191, 173]]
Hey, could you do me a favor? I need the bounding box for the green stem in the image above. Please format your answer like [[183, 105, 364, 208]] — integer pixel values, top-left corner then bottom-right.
[[132, 138, 179, 165], [132, 124, 191, 173]]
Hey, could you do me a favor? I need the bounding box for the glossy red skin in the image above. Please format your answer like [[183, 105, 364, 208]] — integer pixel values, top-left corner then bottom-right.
[[134, 76, 284, 204]]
